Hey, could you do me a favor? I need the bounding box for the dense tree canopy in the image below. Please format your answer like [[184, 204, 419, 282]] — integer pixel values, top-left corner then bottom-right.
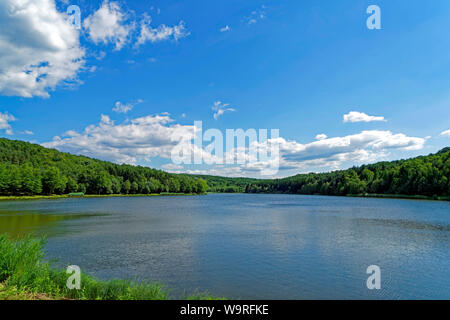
[[242, 148, 450, 198], [1, 138, 448, 199], [0, 138, 207, 196], [186, 175, 258, 193]]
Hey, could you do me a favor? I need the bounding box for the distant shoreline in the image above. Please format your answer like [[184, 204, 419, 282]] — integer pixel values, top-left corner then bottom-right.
[[346, 193, 450, 202], [1, 192, 449, 202], [208, 192, 450, 202], [0, 193, 204, 201]]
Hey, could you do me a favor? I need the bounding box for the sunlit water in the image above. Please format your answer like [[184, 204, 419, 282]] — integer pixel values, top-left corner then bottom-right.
[[0, 194, 449, 299]]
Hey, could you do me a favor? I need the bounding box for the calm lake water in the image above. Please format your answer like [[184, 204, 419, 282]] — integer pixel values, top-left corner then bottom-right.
[[0, 194, 449, 299]]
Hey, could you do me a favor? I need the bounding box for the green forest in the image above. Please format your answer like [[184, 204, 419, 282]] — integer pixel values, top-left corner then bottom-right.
[[185, 174, 258, 193], [242, 147, 450, 198], [1, 137, 449, 199], [0, 138, 207, 196]]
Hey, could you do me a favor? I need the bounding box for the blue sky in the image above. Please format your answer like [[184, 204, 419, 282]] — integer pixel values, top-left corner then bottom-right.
[[0, 0, 449, 177]]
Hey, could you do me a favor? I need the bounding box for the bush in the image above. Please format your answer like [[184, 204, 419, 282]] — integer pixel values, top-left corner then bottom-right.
[[0, 235, 169, 299], [0, 235, 223, 300]]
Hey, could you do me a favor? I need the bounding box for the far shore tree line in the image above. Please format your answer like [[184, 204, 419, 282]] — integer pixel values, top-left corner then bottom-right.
[[0, 139, 207, 196], [243, 148, 450, 197], [193, 148, 450, 198], [0, 138, 449, 198]]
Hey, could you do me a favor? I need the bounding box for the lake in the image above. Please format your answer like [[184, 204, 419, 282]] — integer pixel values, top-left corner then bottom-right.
[[0, 194, 449, 299]]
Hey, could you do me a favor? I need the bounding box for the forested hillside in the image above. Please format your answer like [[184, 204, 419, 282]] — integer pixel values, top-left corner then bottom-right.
[[1, 137, 449, 199], [0, 138, 207, 196], [186, 175, 258, 193], [243, 148, 450, 198]]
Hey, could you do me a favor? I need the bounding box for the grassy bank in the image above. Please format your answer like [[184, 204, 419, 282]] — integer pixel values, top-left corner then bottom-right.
[[1, 192, 449, 202], [0, 193, 204, 202], [347, 193, 450, 201], [0, 235, 223, 300]]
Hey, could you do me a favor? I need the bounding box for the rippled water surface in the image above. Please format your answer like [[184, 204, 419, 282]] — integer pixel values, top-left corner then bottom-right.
[[0, 194, 449, 299]]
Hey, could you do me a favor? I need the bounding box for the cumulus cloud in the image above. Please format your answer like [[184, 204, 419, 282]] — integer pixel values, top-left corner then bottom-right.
[[176, 166, 247, 178], [212, 101, 235, 120], [84, 0, 135, 50], [211, 130, 425, 177], [315, 134, 328, 140], [135, 14, 189, 47], [276, 130, 424, 171], [170, 128, 426, 178], [42, 111, 426, 178], [161, 163, 184, 172], [343, 111, 386, 123], [42, 114, 196, 164], [0, 112, 16, 135], [440, 130, 450, 137], [112, 99, 143, 114], [0, 0, 85, 98]]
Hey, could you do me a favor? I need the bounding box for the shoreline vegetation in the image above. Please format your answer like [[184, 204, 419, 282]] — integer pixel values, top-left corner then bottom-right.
[[0, 235, 224, 300], [0, 138, 449, 202], [1, 192, 449, 202], [0, 138, 209, 198], [0, 193, 204, 202], [195, 147, 450, 201], [347, 193, 450, 201]]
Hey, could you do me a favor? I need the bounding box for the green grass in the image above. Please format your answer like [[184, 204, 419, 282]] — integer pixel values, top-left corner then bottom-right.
[[0, 193, 203, 202], [0, 282, 48, 300], [0, 235, 223, 300], [0, 195, 70, 201]]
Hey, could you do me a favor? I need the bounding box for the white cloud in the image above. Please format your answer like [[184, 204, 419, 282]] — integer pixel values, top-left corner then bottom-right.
[[150, 6, 161, 15], [113, 101, 133, 114], [170, 129, 425, 178], [215, 130, 425, 177], [177, 166, 247, 178], [212, 101, 235, 120], [0, 112, 16, 135], [112, 99, 143, 114], [23, 130, 34, 135], [440, 130, 450, 137], [83, 1, 134, 50], [42, 111, 427, 178], [42, 114, 196, 164], [343, 111, 386, 123], [315, 133, 328, 140], [0, 0, 85, 98], [161, 163, 184, 172], [220, 25, 230, 32], [276, 130, 424, 171], [246, 6, 266, 25], [135, 14, 189, 47], [94, 51, 106, 60]]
